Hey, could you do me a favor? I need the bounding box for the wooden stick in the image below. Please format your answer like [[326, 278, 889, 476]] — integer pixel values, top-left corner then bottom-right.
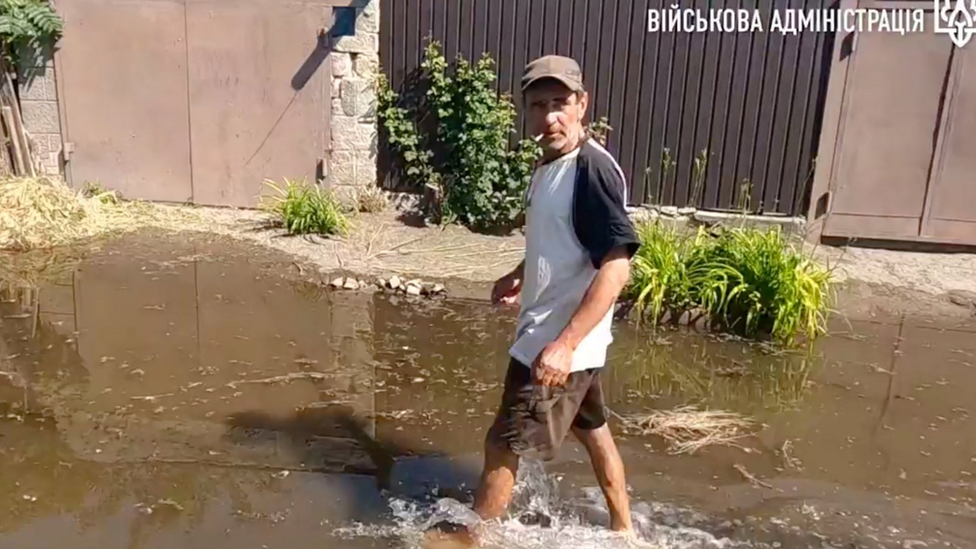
[[364, 222, 386, 257], [436, 267, 477, 278], [1, 106, 25, 175], [1, 70, 34, 176], [733, 463, 774, 490], [0, 103, 11, 176], [366, 234, 428, 260], [396, 242, 482, 255], [439, 249, 523, 261]]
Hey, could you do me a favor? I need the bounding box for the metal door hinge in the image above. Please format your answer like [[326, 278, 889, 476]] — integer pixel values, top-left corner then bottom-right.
[[317, 156, 328, 182]]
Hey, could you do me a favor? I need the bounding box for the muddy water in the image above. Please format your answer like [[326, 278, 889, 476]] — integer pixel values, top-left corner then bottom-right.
[[2, 232, 975, 549]]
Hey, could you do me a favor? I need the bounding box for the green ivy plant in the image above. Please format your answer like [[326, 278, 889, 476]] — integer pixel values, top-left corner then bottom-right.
[[0, 0, 63, 65], [377, 41, 541, 231]]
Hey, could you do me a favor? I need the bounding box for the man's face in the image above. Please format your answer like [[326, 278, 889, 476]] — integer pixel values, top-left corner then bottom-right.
[[524, 79, 589, 153]]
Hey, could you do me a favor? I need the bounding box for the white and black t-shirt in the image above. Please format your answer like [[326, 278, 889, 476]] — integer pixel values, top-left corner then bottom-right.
[[509, 138, 640, 373]]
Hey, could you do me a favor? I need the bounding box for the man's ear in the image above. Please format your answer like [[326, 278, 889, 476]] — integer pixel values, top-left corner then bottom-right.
[[578, 91, 590, 118]]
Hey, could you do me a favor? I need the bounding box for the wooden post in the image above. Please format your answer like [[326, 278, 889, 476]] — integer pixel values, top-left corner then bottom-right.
[[2, 106, 25, 175], [0, 68, 35, 177]]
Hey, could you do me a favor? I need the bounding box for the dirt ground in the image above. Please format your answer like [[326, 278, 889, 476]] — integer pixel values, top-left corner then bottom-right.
[[164, 205, 976, 321]]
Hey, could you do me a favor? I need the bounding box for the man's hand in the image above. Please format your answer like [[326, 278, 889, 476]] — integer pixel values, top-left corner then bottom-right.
[[533, 337, 573, 386], [491, 271, 522, 306]]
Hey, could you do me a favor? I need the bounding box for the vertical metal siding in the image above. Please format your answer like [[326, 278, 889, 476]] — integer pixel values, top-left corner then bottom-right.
[[379, 0, 831, 216]]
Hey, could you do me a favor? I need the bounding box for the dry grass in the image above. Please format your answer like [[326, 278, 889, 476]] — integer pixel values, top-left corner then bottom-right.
[[0, 247, 83, 289], [617, 405, 755, 455], [0, 176, 202, 251], [355, 185, 389, 214]]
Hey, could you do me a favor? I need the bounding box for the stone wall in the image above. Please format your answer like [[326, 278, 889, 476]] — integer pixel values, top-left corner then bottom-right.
[[18, 50, 63, 177], [328, 0, 380, 202]]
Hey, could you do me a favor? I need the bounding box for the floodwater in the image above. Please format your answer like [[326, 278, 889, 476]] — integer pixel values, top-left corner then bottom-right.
[[2, 232, 976, 549]]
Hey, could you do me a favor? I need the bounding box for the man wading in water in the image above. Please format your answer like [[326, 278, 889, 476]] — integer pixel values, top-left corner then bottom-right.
[[426, 55, 641, 547]]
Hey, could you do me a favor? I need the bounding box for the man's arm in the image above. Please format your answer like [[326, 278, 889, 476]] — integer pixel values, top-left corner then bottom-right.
[[533, 246, 631, 386], [556, 247, 630, 349], [509, 260, 526, 279], [492, 259, 526, 305]]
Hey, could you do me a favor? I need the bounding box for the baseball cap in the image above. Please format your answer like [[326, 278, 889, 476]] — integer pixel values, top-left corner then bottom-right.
[[520, 55, 585, 93]]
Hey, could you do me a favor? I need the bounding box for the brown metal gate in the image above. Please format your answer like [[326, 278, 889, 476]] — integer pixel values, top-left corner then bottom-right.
[[811, 0, 976, 246], [54, 0, 342, 207], [380, 0, 834, 216]]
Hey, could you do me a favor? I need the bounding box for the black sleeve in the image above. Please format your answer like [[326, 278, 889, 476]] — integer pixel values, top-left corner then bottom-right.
[[573, 152, 641, 269]]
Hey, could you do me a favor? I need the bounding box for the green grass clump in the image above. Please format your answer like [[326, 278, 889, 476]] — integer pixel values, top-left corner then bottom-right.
[[625, 222, 832, 345], [709, 227, 832, 345], [262, 179, 349, 236]]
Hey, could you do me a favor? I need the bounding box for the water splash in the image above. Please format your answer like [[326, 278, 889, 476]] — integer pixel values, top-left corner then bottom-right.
[[334, 458, 747, 549]]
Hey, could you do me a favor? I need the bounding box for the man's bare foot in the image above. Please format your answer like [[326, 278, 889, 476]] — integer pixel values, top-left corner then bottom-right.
[[611, 528, 656, 548], [421, 521, 478, 549]]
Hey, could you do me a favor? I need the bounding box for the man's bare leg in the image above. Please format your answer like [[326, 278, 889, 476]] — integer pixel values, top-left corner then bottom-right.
[[572, 424, 633, 533], [472, 436, 521, 520], [422, 437, 520, 548]]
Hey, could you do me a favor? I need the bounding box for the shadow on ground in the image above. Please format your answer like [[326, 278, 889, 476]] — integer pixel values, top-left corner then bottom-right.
[[225, 403, 483, 504]]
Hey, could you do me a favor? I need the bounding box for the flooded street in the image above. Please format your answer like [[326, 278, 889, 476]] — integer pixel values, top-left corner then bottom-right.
[[2, 232, 976, 549]]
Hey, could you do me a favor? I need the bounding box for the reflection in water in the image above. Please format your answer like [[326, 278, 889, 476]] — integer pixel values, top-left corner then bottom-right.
[[610, 332, 818, 414], [1, 232, 975, 548]]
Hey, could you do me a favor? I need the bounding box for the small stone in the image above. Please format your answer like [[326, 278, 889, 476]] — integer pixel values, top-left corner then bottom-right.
[[677, 206, 696, 215], [432, 284, 445, 294], [629, 208, 659, 224], [378, 277, 388, 288], [389, 275, 402, 289], [660, 205, 679, 217], [406, 285, 422, 296], [947, 290, 976, 310], [331, 277, 344, 288], [343, 278, 359, 290]]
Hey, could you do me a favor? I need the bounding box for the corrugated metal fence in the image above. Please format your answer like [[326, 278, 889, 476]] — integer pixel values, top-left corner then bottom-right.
[[379, 0, 835, 215]]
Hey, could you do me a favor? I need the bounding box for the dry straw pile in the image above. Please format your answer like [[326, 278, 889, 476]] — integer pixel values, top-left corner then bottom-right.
[[0, 177, 200, 251], [617, 405, 755, 455]]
